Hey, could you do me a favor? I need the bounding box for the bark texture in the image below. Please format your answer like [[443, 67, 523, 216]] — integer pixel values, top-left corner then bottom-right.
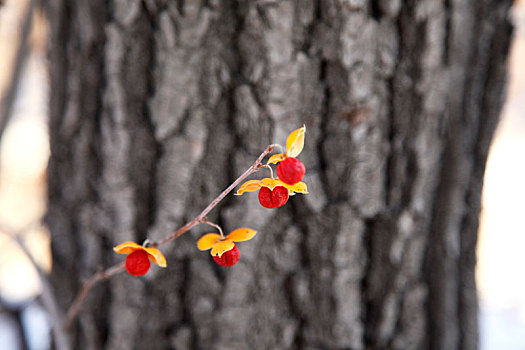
[[45, 0, 512, 349]]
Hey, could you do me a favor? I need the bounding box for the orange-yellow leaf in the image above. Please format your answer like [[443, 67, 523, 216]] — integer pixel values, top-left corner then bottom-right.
[[235, 180, 263, 195], [210, 240, 235, 257], [113, 241, 142, 255], [274, 179, 308, 194], [197, 233, 221, 251], [227, 228, 257, 242], [267, 153, 286, 165], [286, 125, 306, 157], [260, 177, 280, 190], [286, 181, 308, 194], [144, 247, 167, 267]]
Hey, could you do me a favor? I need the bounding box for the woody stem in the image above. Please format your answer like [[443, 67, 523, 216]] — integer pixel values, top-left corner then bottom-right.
[[63, 144, 276, 329], [152, 143, 276, 247]]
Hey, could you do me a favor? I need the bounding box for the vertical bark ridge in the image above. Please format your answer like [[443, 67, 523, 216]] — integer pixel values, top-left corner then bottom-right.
[[457, 2, 513, 350], [45, 0, 111, 347], [367, 0, 456, 348], [427, 1, 513, 350], [46, 0, 74, 312]]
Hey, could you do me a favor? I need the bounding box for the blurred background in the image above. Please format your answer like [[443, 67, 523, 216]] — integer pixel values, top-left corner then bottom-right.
[[0, 0, 523, 349]]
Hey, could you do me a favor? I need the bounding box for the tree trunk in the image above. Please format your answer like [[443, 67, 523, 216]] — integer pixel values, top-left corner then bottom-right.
[[45, 0, 512, 349]]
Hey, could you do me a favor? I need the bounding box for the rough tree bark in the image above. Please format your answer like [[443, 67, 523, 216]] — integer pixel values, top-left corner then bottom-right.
[[45, 0, 512, 349]]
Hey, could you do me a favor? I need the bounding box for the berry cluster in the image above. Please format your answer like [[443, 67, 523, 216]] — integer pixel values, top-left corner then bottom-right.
[[113, 242, 167, 276], [114, 126, 308, 273], [236, 126, 308, 211], [210, 126, 308, 266], [197, 228, 256, 267]]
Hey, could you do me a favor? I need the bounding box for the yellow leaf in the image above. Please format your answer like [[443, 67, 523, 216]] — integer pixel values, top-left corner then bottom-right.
[[235, 180, 263, 195], [267, 153, 286, 165], [287, 181, 308, 194], [145, 247, 167, 267], [210, 240, 235, 257], [273, 179, 308, 194], [227, 228, 257, 242], [113, 241, 142, 255], [286, 125, 306, 158], [260, 177, 280, 190], [197, 233, 221, 251]]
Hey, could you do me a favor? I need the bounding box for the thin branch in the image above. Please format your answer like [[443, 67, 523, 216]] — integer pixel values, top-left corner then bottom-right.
[[0, 222, 70, 350], [62, 262, 125, 331], [153, 144, 275, 247], [63, 144, 276, 328]]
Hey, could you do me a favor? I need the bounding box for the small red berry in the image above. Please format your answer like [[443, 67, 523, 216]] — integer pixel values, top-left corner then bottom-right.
[[125, 250, 151, 276], [258, 186, 272, 208], [276, 157, 305, 185], [258, 186, 289, 208], [213, 245, 241, 267]]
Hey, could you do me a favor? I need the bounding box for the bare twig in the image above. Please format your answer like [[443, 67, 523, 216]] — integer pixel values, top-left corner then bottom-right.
[[62, 262, 125, 330], [153, 144, 275, 247], [63, 144, 276, 328], [0, 0, 36, 141], [0, 222, 70, 350]]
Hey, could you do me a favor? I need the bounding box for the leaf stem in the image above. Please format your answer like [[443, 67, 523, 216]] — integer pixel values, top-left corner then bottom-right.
[[202, 219, 224, 238]]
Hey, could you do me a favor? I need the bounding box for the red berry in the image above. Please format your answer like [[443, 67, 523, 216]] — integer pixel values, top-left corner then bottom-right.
[[125, 250, 151, 276], [271, 186, 289, 207], [258, 186, 289, 208], [276, 157, 305, 185], [213, 245, 241, 267], [258, 186, 273, 208]]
